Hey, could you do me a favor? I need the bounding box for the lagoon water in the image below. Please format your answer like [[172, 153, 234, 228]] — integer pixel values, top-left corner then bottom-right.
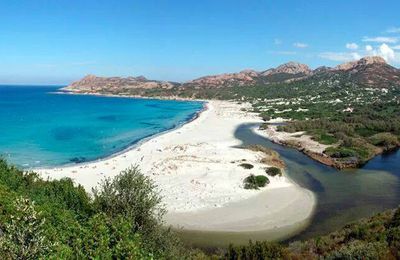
[[0, 85, 203, 168]]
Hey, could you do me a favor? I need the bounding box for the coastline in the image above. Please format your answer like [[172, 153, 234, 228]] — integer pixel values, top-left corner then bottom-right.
[[51, 90, 204, 102], [37, 99, 316, 237]]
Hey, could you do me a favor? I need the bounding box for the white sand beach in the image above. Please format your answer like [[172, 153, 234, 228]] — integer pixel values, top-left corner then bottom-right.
[[37, 100, 315, 234]]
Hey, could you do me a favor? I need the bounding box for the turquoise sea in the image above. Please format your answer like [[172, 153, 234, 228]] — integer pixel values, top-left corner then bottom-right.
[[0, 85, 203, 168]]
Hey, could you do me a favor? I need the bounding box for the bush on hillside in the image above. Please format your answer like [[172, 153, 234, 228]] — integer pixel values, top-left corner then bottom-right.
[[369, 132, 399, 151], [0, 197, 55, 259], [92, 166, 184, 258]]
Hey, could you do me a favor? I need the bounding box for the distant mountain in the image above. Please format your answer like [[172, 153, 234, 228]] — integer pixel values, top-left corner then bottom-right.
[[62, 74, 179, 93], [260, 61, 312, 77], [183, 62, 312, 89], [332, 56, 400, 88], [182, 69, 260, 89], [64, 56, 400, 95]]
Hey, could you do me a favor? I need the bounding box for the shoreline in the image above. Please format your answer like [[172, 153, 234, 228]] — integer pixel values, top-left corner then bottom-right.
[[36, 99, 316, 238], [51, 90, 205, 102]]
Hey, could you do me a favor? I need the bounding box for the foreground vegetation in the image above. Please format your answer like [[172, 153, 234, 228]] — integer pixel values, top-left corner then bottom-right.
[[221, 207, 400, 259], [1, 159, 400, 259], [0, 159, 184, 259]]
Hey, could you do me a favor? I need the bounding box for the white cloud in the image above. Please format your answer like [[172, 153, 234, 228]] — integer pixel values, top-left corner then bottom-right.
[[392, 45, 400, 50], [364, 43, 399, 64], [346, 43, 359, 50], [293, 42, 308, 48], [362, 36, 398, 43], [319, 52, 361, 62], [378, 43, 395, 62], [387, 27, 400, 33]]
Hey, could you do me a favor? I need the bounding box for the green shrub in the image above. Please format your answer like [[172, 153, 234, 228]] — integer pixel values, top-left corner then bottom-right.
[[93, 166, 184, 259], [243, 174, 269, 189], [255, 175, 269, 187], [0, 197, 55, 259], [265, 167, 282, 177], [326, 241, 389, 260], [311, 131, 338, 145], [239, 163, 254, 169], [369, 133, 399, 150], [325, 147, 357, 158], [226, 241, 287, 259], [387, 227, 400, 258]]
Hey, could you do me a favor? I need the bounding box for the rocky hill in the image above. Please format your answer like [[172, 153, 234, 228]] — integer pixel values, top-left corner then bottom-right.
[[183, 62, 312, 89], [333, 56, 400, 88], [62, 74, 178, 94], [63, 56, 400, 95]]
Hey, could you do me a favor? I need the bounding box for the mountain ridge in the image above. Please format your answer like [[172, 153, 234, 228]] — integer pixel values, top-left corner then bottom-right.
[[63, 56, 400, 93]]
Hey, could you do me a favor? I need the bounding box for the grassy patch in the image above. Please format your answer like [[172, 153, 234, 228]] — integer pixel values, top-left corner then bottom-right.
[[325, 147, 357, 158], [310, 130, 338, 145]]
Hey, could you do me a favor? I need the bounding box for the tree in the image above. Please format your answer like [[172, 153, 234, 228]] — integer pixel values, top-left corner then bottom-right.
[[93, 166, 165, 233], [92, 166, 184, 258]]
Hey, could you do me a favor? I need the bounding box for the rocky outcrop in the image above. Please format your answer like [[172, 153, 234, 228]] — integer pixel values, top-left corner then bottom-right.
[[183, 70, 260, 89], [62, 74, 178, 93], [261, 62, 312, 76], [335, 56, 386, 71], [183, 62, 312, 89], [333, 56, 400, 88]]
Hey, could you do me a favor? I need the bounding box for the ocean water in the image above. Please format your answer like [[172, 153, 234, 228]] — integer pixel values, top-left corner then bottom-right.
[[0, 85, 203, 168]]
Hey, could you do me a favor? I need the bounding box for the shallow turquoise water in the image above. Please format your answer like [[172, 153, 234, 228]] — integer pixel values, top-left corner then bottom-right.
[[0, 85, 203, 168]]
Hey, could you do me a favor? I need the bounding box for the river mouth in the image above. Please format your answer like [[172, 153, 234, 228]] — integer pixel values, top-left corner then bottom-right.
[[176, 123, 400, 248]]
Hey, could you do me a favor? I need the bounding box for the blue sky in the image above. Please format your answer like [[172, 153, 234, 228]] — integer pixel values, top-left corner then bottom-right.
[[1, 0, 400, 84]]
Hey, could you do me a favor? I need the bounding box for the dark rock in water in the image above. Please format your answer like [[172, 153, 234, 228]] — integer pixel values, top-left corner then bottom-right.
[[97, 115, 118, 122], [70, 157, 86, 163], [52, 127, 77, 141]]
